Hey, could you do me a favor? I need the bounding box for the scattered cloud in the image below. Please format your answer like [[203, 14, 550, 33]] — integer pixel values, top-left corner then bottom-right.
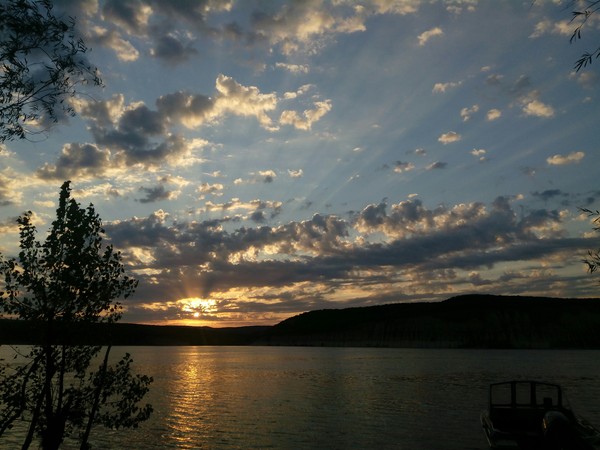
[[393, 161, 415, 173], [486, 74, 504, 85], [150, 33, 198, 64], [276, 62, 310, 74], [460, 104, 479, 121], [2, 0, 598, 325], [438, 131, 462, 144], [418, 27, 443, 46], [38, 73, 334, 180], [486, 109, 502, 121], [427, 161, 447, 170], [522, 99, 555, 118], [529, 19, 575, 38], [137, 185, 179, 203], [89, 26, 139, 62], [198, 182, 225, 197], [98, 194, 584, 322], [471, 148, 487, 161], [280, 100, 332, 130], [532, 189, 565, 203], [432, 80, 462, 93], [547, 151, 585, 166], [259, 170, 277, 183], [570, 71, 599, 89]]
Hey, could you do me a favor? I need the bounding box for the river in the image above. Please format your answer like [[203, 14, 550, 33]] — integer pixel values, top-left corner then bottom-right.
[[2, 346, 600, 449]]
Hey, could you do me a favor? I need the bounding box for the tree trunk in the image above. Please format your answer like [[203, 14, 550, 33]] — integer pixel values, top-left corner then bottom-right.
[[22, 387, 44, 450], [80, 345, 112, 450]]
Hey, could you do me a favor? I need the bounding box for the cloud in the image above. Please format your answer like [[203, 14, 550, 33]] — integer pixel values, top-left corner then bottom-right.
[[486, 109, 502, 121], [460, 104, 479, 121], [427, 161, 448, 170], [522, 99, 555, 118], [393, 161, 415, 173], [288, 169, 304, 178], [94, 190, 595, 323], [155, 75, 280, 130], [471, 148, 487, 161], [0, 214, 25, 235], [547, 151, 585, 166], [0, 170, 25, 206], [570, 71, 599, 89], [275, 62, 310, 74], [432, 81, 462, 93], [283, 84, 314, 99], [198, 182, 225, 197], [249, 1, 367, 55], [486, 74, 504, 86], [511, 75, 531, 95], [438, 131, 461, 144], [150, 34, 198, 63], [89, 26, 139, 61], [137, 185, 179, 203], [531, 189, 565, 203], [74, 94, 126, 128], [367, 0, 420, 15], [418, 27, 443, 46], [259, 170, 277, 183], [214, 75, 279, 130], [156, 91, 214, 128], [36, 143, 112, 180], [529, 19, 575, 38], [67, 0, 424, 67], [280, 100, 332, 130], [202, 198, 282, 218], [47, 73, 328, 180], [37, 133, 205, 180], [101, 0, 153, 34]]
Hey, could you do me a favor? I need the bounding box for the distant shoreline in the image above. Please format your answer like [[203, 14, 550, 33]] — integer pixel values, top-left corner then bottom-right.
[[2, 294, 600, 348]]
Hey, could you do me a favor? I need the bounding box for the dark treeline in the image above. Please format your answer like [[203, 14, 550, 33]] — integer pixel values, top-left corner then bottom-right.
[[2, 295, 600, 348], [0, 320, 269, 346]]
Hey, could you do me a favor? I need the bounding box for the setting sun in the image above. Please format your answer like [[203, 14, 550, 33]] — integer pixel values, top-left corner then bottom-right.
[[180, 297, 218, 318]]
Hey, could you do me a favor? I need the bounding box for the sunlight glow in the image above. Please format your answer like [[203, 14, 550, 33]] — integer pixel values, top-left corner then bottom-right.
[[180, 297, 218, 318]]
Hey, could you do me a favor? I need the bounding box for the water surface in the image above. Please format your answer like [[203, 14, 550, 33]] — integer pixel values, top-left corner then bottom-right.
[[2, 346, 600, 449]]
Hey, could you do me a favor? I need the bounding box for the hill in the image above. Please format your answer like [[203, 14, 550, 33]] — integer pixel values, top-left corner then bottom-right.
[[258, 294, 600, 348], [2, 295, 600, 348]]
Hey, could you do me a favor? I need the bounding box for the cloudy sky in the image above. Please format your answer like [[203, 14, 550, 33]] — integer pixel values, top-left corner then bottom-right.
[[1, 0, 600, 326]]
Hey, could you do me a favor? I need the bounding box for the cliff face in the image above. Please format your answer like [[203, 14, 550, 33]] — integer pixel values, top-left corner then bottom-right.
[[2, 295, 600, 348]]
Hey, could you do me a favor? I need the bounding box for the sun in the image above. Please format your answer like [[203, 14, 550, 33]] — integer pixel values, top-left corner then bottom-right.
[[179, 297, 218, 319]]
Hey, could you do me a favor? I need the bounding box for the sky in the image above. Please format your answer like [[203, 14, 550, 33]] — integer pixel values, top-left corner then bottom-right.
[[1, 0, 600, 327]]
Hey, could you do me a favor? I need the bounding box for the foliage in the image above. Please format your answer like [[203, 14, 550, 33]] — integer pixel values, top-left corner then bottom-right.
[[581, 208, 600, 274], [0, 181, 152, 450], [0, 0, 102, 142], [569, 0, 600, 71]]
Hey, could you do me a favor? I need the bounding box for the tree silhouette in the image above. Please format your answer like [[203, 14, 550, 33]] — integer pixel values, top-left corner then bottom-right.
[[0, 181, 152, 449], [581, 208, 600, 275], [569, 0, 600, 71], [0, 0, 102, 142]]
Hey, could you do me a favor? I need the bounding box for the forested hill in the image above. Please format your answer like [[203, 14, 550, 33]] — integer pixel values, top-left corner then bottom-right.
[[258, 294, 600, 348], [2, 295, 600, 348]]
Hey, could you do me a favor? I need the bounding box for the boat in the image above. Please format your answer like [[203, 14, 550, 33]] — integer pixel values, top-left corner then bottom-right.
[[481, 380, 600, 449]]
